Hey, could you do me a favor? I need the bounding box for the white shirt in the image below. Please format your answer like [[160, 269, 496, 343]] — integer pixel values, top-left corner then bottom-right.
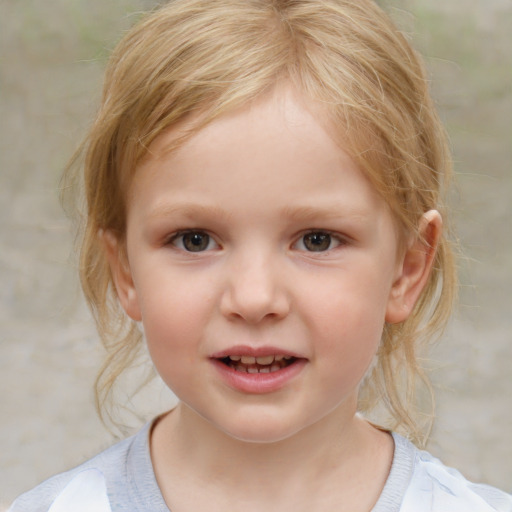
[[9, 423, 512, 511]]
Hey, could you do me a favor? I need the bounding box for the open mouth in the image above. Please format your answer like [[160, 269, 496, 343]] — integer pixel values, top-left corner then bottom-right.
[[218, 355, 297, 374]]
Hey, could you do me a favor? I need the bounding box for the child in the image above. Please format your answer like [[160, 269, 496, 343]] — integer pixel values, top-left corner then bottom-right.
[[9, 0, 512, 510]]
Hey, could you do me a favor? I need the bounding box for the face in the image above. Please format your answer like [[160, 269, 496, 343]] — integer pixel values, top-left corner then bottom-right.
[[109, 87, 427, 443]]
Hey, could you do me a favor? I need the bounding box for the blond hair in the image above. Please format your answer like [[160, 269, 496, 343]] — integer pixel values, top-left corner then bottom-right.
[[64, 0, 457, 444]]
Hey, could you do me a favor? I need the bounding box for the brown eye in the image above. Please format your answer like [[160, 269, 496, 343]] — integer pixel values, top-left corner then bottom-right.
[[173, 231, 213, 252], [302, 232, 332, 252]]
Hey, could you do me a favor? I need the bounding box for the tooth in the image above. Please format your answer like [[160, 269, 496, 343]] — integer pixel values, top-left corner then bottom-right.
[[270, 365, 281, 372], [274, 355, 284, 361], [283, 356, 292, 360], [259, 367, 270, 373], [229, 355, 241, 361], [241, 356, 256, 364], [236, 364, 248, 373], [247, 367, 258, 374], [255, 355, 274, 365]]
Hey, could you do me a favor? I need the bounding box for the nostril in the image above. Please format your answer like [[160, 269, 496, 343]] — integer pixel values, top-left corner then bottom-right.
[[219, 266, 290, 324]]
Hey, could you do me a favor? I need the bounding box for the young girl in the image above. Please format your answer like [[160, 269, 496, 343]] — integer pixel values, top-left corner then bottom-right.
[[9, 0, 512, 511]]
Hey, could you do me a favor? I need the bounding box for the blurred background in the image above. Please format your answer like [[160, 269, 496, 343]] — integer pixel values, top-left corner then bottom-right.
[[0, 0, 511, 507]]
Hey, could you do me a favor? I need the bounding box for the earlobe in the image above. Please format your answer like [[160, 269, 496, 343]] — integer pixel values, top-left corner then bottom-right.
[[101, 230, 142, 322], [385, 210, 442, 324]]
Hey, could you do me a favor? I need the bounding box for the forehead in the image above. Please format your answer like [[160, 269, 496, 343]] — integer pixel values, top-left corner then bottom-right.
[[127, 86, 396, 235], [145, 85, 331, 162], [138, 87, 349, 188]]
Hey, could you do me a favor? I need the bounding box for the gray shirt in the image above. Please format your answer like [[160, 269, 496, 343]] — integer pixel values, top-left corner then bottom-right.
[[9, 421, 512, 511]]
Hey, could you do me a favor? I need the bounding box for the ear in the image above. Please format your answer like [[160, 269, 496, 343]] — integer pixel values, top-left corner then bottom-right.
[[385, 210, 442, 324], [101, 230, 142, 322]]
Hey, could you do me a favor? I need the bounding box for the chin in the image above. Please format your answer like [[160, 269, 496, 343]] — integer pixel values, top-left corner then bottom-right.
[[214, 415, 308, 445], [224, 427, 297, 445]]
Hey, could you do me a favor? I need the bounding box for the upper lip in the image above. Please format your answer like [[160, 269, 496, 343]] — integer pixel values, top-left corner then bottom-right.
[[210, 345, 304, 360]]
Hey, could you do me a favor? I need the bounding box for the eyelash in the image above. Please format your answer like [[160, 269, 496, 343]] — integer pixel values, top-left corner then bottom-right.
[[167, 229, 346, 254], [294, 230, 346, 253], [167, 230, 218, 252]]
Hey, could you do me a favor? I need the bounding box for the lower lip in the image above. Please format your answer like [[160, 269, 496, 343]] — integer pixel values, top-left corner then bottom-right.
[[211, 359, 307, 394]]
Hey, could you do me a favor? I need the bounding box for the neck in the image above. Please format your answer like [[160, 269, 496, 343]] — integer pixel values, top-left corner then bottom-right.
[[150, 402, 393, 509]]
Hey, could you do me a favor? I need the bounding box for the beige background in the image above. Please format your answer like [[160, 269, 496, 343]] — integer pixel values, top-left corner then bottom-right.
[[1, 0, 511, 507]]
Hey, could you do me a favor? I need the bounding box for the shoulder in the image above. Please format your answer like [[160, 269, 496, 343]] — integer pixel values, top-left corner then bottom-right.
[[7, 422, 160, 512], [396, 434, 512, 512]]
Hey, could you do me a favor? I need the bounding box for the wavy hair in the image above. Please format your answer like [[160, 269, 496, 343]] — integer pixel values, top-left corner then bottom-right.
[[63, 0, 457, 444]]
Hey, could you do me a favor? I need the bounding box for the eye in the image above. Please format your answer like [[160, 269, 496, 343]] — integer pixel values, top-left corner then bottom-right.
[[295, 231, 342, 252], [170, 231, 218, 252]]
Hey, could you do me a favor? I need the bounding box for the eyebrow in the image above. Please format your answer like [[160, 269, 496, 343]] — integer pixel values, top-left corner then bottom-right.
[[145, 203, 233, 222], [280, 204, 369, 222], [145, 202, 369, 223]]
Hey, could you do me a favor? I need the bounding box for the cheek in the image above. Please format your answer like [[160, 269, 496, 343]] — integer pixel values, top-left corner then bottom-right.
[[134, 272, 216, 364], [303, 272, 387, 377], [306, 269, 388, 335], [140, 294, 204, 395]]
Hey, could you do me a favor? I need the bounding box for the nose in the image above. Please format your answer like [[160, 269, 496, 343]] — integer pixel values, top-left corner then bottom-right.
[[220, 250, 290, 324]]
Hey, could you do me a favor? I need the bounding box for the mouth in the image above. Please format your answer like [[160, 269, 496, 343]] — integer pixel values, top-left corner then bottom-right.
[[217, 354, 297, 374], [211, 348, 306, 393]]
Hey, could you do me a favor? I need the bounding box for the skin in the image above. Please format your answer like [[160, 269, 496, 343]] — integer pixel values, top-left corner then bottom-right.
[[105, 85, 441, 511]]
